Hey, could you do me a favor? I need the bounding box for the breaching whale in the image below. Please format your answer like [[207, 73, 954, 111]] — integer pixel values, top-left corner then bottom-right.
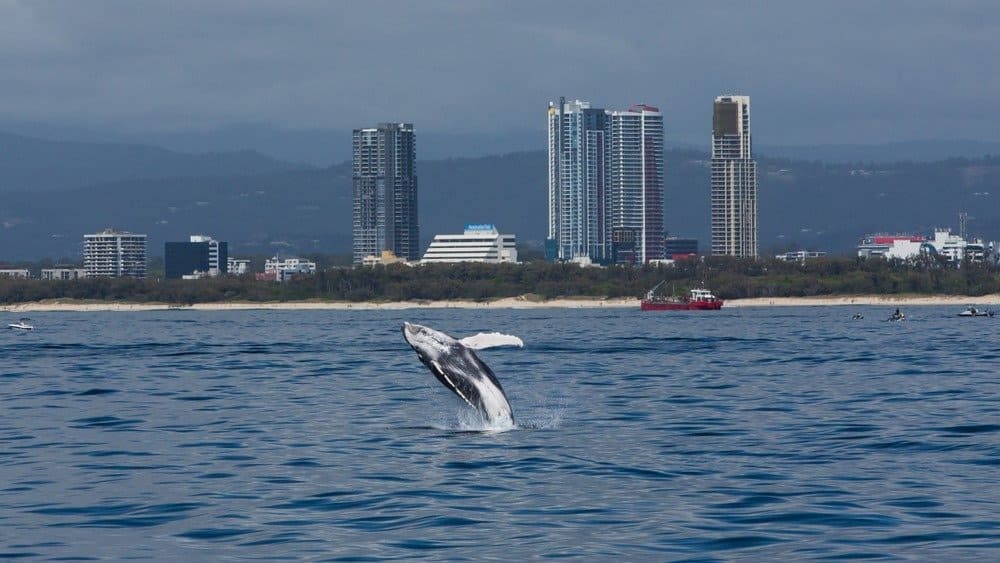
[[402, 322, 519, 426]]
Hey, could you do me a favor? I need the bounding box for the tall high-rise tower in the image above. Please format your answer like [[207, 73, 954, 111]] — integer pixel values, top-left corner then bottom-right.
[[548, 99, 665, 264], [610, 105, 664, 263], [711, 95, 757, 257], [352, 123, 418, 264], [547, 99, 611, 262]]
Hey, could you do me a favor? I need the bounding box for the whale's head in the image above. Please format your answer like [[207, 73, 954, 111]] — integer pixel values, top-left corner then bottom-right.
[[402, 322, 457, 363]]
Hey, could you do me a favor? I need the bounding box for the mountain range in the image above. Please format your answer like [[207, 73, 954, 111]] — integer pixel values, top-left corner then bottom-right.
[[1, 131, 998, 262], [2, 121, 999, 167]]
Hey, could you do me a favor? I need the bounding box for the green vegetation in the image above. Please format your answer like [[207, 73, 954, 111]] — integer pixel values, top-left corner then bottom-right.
[[1, 258, 998, 305]]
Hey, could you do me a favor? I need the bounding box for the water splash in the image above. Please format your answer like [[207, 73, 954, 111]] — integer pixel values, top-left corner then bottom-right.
[[454, 408, 516, 433]]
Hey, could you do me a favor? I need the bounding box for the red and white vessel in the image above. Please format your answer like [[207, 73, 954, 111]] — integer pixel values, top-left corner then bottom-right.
[[640, 284, 724, 311]]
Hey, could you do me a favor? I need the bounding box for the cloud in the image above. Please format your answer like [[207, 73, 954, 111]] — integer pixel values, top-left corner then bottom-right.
[[0, 0, 997, 143]]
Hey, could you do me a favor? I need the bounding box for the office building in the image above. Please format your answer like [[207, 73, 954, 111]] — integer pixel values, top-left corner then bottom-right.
[[165, 235, 228, 279], [711, 95, 758, 257], [353, 123, 419, 264], [83, 229, 147, 278], [548, 98, 665, 264], [664, 237, 699, 258], [421, 224, 517, 264]]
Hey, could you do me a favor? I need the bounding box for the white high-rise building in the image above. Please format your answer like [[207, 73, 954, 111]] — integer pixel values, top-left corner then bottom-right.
[[547, 99, 611, 262], [83, 228, 147, 278], [548, 98, 665, 264], [711, 95, 757, 257], [610, 105, 664, 263]]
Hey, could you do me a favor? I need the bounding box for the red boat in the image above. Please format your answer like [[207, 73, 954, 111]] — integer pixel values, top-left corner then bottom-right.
[[640, 284, 724, 311]]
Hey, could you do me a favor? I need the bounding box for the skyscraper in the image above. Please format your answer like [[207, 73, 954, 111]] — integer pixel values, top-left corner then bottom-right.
[[610, 105, 664, 263], [548, 98, 664, 264], [547, 99, 611, 262], [352, 123, 418, 264], [711, 95, 758, 257]]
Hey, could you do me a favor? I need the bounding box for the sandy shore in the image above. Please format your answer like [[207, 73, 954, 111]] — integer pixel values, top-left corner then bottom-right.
[[3, 294, 999, 312], [726, 295, 1000, 307]]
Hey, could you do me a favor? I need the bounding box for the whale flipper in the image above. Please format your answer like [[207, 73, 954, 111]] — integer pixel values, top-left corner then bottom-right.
[[459, 332, 524, 350]]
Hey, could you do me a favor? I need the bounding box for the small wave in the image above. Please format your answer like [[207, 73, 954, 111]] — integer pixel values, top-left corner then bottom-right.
[[75, 388, 118, 396]]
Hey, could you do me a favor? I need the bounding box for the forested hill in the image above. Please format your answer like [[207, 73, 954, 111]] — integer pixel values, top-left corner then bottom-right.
[[0, 131, 308, 193], [2, 145, 999, 261]]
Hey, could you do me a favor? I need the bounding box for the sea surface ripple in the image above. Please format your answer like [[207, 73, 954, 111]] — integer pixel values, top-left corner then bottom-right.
[[1, 307, 997, 560]]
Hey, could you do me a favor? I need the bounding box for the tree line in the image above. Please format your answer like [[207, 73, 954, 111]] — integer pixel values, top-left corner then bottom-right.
[[1, 257, 998, 305]]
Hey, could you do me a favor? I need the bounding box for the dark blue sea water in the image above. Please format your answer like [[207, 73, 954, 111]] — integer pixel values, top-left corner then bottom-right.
[[1, 306, 998, 560]]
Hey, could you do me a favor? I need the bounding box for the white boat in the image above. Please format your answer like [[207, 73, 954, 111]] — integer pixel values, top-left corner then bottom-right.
[[8, 318, 34, 331], [957, 306, 994, 317]]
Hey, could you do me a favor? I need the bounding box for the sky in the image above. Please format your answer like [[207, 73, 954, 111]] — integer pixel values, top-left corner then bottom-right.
[[1, 0, 998, 146]]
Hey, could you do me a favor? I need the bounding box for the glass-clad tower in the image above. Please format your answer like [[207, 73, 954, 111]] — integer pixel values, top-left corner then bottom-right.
[[711, 95, 757, 257], [547, 99, 611, 262], [352, 123, 418, 264], [548, 99, 665, 264]]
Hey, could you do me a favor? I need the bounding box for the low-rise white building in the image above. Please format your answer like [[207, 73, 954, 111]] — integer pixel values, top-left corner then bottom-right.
[[41, 268, 87, 280], [421, 224, 517, 264], [264, 256, 316, 282], [227, 258, 250, 275], [776, 250, 827, 262], [0, 269, 30, 279], [882, 228, 990, 263]]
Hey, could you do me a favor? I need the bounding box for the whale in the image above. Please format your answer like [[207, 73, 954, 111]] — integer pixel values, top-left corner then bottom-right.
[[402, 322, 517, 426]]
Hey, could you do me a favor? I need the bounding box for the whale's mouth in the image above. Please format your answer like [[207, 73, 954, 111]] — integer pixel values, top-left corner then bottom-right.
[[402, 322, 420, 348]]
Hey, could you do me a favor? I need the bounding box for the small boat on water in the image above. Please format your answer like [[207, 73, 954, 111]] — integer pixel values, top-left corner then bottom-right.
[[8, 318, 34, 331], [640, 283, 724, 311], [957, 306, 994, 317]]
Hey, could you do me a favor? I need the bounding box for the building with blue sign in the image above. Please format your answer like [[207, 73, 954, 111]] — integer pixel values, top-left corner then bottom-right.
[[421, 224, 517, 264]]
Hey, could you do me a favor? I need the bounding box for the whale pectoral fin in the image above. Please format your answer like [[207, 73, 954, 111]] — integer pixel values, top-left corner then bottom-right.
[[460, 332, 524, 350]]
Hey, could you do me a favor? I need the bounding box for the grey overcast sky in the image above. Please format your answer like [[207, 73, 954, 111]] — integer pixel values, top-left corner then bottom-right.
[[1, 0, 997, 145]]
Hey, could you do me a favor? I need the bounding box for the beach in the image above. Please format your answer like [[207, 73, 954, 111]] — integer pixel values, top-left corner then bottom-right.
[[3, 294, 1000, 312]]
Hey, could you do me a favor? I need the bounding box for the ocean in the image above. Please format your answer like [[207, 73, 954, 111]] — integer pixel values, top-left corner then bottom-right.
[[1, 307, 997, 560]]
